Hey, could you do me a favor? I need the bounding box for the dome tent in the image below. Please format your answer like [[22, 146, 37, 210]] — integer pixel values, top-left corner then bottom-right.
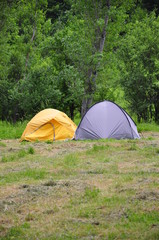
[[21, 109, 77, 142], [75, 101, 140, 140]]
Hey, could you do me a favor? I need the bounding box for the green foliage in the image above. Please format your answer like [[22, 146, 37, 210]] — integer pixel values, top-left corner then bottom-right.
[[119, 11, 159, 122], [57, 65, 84, 118], [0, 0, 49, 121], [17, 63, 62, 117], [74, 112, 81, 125], [0, 0, 159, 123]]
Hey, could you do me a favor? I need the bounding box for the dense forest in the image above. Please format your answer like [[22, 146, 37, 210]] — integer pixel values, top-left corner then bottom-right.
[[0, 0, 159, 123]]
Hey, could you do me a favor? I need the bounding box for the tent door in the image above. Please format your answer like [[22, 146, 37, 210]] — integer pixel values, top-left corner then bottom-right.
[[49, 122, 55, 141]]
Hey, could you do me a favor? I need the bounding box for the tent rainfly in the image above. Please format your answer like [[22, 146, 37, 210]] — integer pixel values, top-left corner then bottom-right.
[[75, 100, 140, 140], [21, 109, 77, 142]]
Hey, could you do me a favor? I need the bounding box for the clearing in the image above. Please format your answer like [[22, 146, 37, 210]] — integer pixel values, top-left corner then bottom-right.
[[0, 132, 159, 239]]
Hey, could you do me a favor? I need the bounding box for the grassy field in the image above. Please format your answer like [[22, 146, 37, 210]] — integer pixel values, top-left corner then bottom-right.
[[0, 122, 159, 239]]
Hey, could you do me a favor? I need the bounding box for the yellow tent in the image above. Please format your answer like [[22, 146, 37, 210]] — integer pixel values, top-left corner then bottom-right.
[[21, 109, 77, 142]]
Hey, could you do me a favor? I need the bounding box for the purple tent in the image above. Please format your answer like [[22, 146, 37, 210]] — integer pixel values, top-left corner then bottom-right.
[[75, 101, 140, 140]]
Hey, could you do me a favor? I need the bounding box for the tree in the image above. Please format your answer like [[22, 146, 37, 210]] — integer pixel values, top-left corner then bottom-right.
[[0, 0, 50, 121], [119, 11, 159, 122], [57, 65, 84, 119], [46, 0, 71, 23], [142, 0, 159, 15], [62, 0, 141, 116], [1, 0, 159, 122], [0, 0, 24, 121], [67, 0, 110, 116]]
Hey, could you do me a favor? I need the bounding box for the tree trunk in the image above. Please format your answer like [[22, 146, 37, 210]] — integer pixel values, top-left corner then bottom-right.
[[25, 27, 36, 72], [81, 96, 93, 117], [13, 105, 18, 123], [154, 92, 159, 122], [24, 0, 37, 78], [81, 0, 110, 117], [70, 102, 75, 120]]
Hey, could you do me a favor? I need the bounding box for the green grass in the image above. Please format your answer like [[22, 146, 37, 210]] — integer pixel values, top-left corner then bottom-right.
[[0, 223, 30, 240], [84, 187, 100, 200], [1, 147, 35, 163], [0, 168, 47, 185], [137, 122, 159, 132], [0, 120, 27, 139], [0, 141, 6, 147], [128, 142, 138, 151], [27, 146, 35, 154]]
